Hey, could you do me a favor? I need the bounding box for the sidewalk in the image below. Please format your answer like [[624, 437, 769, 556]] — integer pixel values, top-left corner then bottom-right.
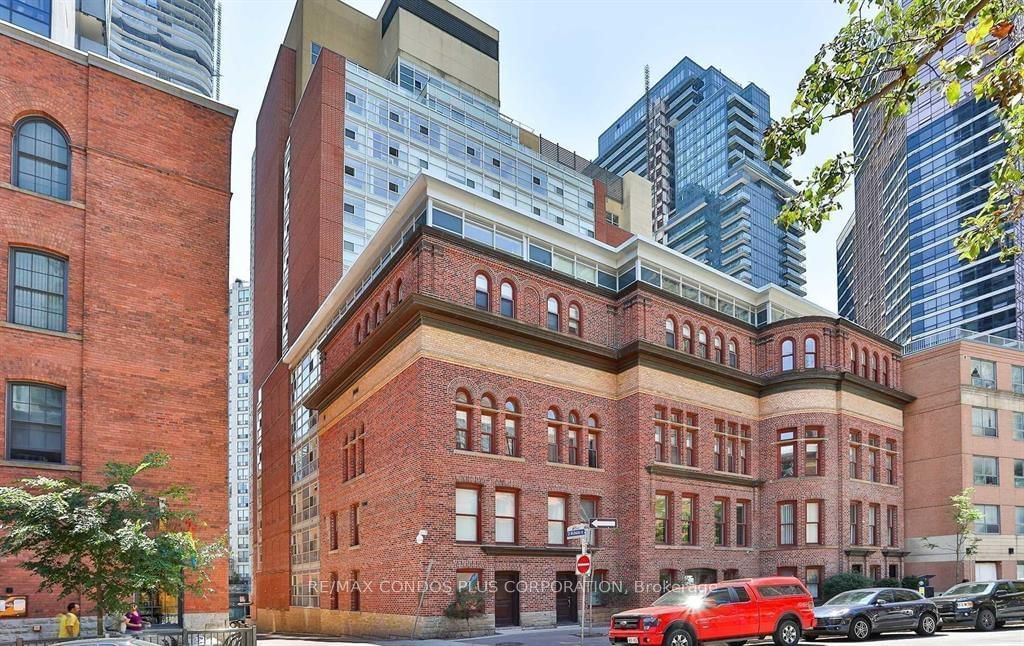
[[259, 624, 610, 646]]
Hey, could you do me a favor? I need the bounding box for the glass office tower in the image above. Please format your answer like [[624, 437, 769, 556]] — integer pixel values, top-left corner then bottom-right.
[[843, 34, 1016, 346], [595, 58, 806, 295]]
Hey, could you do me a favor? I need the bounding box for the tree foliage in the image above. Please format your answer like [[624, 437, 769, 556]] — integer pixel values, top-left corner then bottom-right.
[[764, 0, 1024, 261], [822, 572, 875, 601], [921, 487, 983, 582], [0, 453, 226, 635]]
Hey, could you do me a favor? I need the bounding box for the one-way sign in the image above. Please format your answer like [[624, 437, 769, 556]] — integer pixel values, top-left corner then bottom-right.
[[589, 518, 618, 529]]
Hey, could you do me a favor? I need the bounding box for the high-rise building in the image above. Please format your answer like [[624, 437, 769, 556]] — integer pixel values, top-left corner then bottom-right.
[[594, 58, 807, 295], [902, 331, 1024, 589], [0, 22, 235, 636], [249, 0, 912, 639], [840, 34, 1017, 346], [1, 0, 220, 97], [228, 278, 252, 620]]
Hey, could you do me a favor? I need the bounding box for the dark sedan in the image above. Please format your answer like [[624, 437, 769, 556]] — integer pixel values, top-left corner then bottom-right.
[[806, 587, 940, 641]]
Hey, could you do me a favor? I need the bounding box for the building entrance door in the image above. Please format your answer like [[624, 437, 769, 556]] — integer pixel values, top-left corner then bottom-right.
[[555, 571, 578, 623], [975, 562, 998, 580], [494, 571, 520, 627]]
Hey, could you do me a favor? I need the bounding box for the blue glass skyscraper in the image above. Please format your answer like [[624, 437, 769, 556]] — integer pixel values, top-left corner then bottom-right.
[[595, 58, 806, 295]]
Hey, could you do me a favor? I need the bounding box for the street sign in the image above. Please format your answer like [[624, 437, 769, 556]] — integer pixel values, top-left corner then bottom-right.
[[589, 517, 618, 529], [567, 523, 588, 539], [575, 553, 592, 576]]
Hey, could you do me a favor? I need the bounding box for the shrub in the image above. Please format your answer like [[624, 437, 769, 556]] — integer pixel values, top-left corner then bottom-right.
[[822, 572, 874, 601], [876, 577, 901, 588], [902, 575, 922, 590], [444, 588, 485, 619]]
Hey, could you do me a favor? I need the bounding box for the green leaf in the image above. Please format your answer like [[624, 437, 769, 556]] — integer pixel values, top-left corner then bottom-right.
[[946, 80, 962, 105]]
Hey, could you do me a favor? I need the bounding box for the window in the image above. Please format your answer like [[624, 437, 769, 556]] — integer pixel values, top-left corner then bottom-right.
[[500, 281, 514, 317], [679, 496, 695, 544], [13, 118, 70, 200], [654, 492, 670, 544], [1015, 459, 1024, 487], [867, 445, 879, 482], [885, 439, 897, 484], [972, 407, 998, 437], [587, 431, 599, 468], [547, 423, 559, 463], [713, 499, 727, 546], [975, 504, 1000, 534], [867, 504, 879, 545], [1017, 507, 1024, 535], [806, 566, 823, 598], [7, 382, 65, 463], [778, 502, 795, 545], [591, 570, 608, 606], [971, 359, 996, 389], [456, 570, 481, 592], [480, 407, 494, 454], [455, 391, 470, 451], [504, 400, 519, 456], [455, 486, 479, 542], [654, 424, 664, 461], [350, 503, 361, 546], [778, 430, 796, 477], [805, 440, 820, 476], [887, 506, 898, 546], [870, 565, 882, 581], [9, 248, 67, 332], [474, 274, 489, 310], [1014, 366, 1024, 394], [849, 432, 861, 478], [728, 340, 738, 368], [735, 501, 749, 547], [974, 456, 999, 485], [567, 429, 579, 465], [350, 570, 360, 611], [806, 501, 821, 544], [546, 297, 559, 331], [713, 335, 723, 363], [881, 358, 889, 386], [804, 337, 817, 368], [861, 348, 869, 377], [850, 501, 861, 544], [665, 318, 676, 348], [1015, 412, 1024, 441], [682, 324, 692, 352], [871, 353, 879, 381], [547, 495, 567, 544], [781, 338, 795, 371], [568, 304, 581, 336], [495, 490, 517, 543], [698, 329, 708, 358]]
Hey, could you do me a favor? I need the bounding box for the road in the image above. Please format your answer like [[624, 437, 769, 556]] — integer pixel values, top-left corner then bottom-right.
[[259, 624, 1024, 646]]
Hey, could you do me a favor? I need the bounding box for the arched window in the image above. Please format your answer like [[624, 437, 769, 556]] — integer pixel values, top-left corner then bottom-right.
[[587, 415, 599, 428], [568, 303, 581, 336], [396, 279, 404, 303], [355, 322, 361, 344], [504, 399, 520, 457], [474, 274, 490, 310], [568, 411, 580, 425], [781, 338, 795, 371], [480, 394, 495, 409], [373, 303, 380, 327], [861, 348, 869, 378], [384, 291, 393, 315], [363, 312, 371, 334], [728, 339, 738, 368], [850, 343, 858, 372], [546, 297, 560, 331], [881, 358, 890, 386], [454, 390, 472, 451], [665, 318, 676, 349], [682, 323, 692, 353], [500, 281, 515, 317], [697, 329, 708, 358], [546, 407, 560, 420], [505, 400, 518, 413], [871, 352, 879, 382], [804, 337, 817, 369], [713, 334, 723, 363], [14, 118, 70, 200]]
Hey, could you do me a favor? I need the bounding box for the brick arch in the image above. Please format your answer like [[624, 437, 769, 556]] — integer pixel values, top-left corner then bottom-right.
[[11, 110, 72, 144], [444, 379, 479, 401]]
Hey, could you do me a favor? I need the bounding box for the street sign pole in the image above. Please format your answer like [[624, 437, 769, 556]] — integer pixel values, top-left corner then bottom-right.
[[579, 534, 587, 646]]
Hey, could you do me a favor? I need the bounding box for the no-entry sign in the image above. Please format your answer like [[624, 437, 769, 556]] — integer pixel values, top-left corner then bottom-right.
[[575, 553, 592, 576]]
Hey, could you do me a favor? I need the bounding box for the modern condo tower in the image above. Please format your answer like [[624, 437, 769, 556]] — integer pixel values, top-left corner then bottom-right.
[[594, 58, 807, 296]]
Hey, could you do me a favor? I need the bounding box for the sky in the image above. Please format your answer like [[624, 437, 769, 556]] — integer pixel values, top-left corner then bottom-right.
[[220, 0, 855, 312]]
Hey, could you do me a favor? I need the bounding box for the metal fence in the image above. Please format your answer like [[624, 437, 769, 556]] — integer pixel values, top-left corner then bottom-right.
[[4, 626, 256, 646]]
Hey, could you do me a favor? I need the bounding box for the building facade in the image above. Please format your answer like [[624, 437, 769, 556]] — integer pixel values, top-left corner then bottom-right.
[[229, 279, 253, 619], [902, 333, 1024, 590], [841, 34, 1019, 346], [0, 23, 235, 636], [594, 58, 806, 296], [1, 0, 220, 96]]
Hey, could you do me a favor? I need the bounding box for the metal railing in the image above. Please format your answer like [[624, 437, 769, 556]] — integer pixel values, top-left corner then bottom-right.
[[4, 626, 256, 646], [904, 327, 1024, 355]]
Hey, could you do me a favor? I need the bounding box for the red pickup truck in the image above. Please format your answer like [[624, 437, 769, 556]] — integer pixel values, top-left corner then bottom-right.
[[609, 576, 815, 646]]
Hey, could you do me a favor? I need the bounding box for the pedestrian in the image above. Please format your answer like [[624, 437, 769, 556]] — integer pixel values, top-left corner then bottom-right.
[[57, 602, 80, 638], [124, 603, 145, 633]]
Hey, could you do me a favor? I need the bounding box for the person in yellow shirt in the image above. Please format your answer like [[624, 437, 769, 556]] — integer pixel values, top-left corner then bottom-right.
[[57, 602, 81, 638]]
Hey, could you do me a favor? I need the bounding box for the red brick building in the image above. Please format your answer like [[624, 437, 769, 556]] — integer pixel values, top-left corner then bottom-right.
[[0, 24, 236, 635]]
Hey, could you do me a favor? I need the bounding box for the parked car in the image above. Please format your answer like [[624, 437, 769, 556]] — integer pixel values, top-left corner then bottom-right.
[[805, 587, 940, 641], [608, 576, 815, 646], [932, 579, 1024, 630]]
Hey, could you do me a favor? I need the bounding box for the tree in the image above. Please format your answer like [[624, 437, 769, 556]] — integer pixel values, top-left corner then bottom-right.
[[921, 487, 983, 582], [0, 453, 226, 635], [764, 0, 1024, 261]]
